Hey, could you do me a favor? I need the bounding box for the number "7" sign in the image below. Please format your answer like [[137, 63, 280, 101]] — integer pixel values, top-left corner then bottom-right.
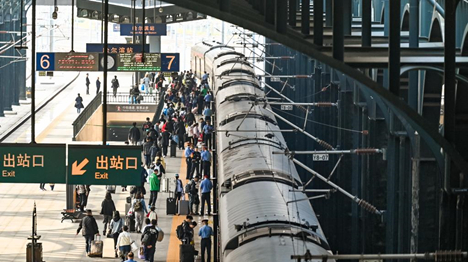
[[161, 54, 179, 72]]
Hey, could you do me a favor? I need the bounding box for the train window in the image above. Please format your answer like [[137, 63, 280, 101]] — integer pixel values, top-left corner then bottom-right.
[[219, 69, 255, 77]]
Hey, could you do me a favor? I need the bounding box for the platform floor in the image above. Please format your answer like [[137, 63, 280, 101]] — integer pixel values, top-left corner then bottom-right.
[[0, 74, 214, 261]]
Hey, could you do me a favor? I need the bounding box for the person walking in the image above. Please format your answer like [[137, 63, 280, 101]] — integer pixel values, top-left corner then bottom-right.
[[39, 183, 46, 191], [85, 73, 90, 95], [199, 218, 213, 262], [111, 75, 120, 97], [176, 118, 186, 150], [200, 175, 213, 216], [77, 185, 87, 212], [124, 251, 137, 262], [190, 146, 201, 179], [75, 94, 84, 113], [174, 174, 184, 212], [161, 130, 170, 157], [188, 176, 200, 215], [76, 209, 100, 255], [96, 77, 101, 95], [128, 122, 141, 146], [147, 206, 158, 221], [184, 143, 194, 180], [100, 192, 116, 236], [141, 219, 159, 262], [202, 120, 214, 150], [204, 91, 213, 109], [116, 226, 133, 260], [142, 137, 153, 168], [109, 211, 124, 258], [200, 146, 212, 178], [132, 192, 148, 233], [148, 169, 161, 208]]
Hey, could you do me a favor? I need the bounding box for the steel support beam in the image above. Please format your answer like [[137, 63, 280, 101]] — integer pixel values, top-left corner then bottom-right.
[[288, 0, 296, 27], [408, 0, 419, 110], [325, 0, 332, 27], [0, 22, 4, 117], [313, 0, 323, 46], [276, 0, 287, 33], [332, 0, 344, 61], [103, 0, 108, 145], [31, 0, 36, 142], [301, 0, 309, 35], [342, 0, 351, 35], [388, 0, 400, 96], [361, 0, 371, 47]]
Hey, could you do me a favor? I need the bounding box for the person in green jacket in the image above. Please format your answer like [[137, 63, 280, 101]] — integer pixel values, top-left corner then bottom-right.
[[148, 169, 161, 208]]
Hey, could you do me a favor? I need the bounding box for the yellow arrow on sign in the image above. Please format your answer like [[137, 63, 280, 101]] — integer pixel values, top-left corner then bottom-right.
[[72, 158, 89, 176]]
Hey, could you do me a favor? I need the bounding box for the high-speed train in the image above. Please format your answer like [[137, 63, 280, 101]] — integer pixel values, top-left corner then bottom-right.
[[191, 42, 333, 261]]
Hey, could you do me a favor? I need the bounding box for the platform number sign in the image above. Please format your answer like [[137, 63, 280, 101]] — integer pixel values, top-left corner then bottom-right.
[[161, 53, 180, 72], [313, 154, 329, 161], [36, 53, 55, 71]]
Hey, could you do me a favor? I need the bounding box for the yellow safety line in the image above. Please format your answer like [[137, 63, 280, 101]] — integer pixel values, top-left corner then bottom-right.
[[36, 103, 75, 143], [166, 154, 189, 262]]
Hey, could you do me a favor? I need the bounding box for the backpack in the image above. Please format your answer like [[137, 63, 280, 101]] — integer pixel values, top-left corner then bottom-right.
[[134, 199, 143, 211], [185, 183, 191, 194], [163, 108, 168, 116], [176, 224, 184, 240], [142, 227, 158, 245]]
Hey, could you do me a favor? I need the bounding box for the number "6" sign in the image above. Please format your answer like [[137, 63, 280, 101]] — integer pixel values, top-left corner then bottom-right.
[[36, 53, 55, 71]]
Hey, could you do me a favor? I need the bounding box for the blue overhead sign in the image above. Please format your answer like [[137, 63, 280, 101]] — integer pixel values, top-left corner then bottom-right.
[[120, 23, 167, 36], [36, 53, 55, 71], [161, 53, 180, 72], [86, 43, 150, 54]]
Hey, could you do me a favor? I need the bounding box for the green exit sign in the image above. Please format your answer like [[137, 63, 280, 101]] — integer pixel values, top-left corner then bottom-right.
[[67, 145, 142, 185], [0, 144, 66, 183]]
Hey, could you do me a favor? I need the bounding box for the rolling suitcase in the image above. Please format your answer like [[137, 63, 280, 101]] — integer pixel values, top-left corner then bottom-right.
[[166, 192, 177, 215], [178, 200, 189, 215], [88, 235, 103, 257], [126, 215, 136, 232], [125, 203, 131, 215], [170, 141, 177, 157]]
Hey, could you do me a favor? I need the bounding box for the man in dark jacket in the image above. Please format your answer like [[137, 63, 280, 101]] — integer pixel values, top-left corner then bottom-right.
[[100, 192, 116, 236], [76, 209, 100, 254], [185, 111, 195, 126], [190, 146, 201, 178], [176, 118, 186, 149], [142, 117, 152, 134], [128, 122, 141, 145], [85, 73, 90, 95], [161, 131, 170, 157], [111, 75, 119, 97], [141, 219, 159, 262], [142, 137, 153, 168]]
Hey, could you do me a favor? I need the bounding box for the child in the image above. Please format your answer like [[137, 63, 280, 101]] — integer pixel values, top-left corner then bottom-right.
[[147, 206, 158, 222]]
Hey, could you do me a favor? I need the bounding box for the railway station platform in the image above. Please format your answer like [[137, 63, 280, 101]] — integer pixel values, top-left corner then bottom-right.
[[0, 76, 213, 261]]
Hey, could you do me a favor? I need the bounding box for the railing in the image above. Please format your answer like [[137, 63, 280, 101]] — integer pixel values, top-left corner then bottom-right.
[[106, 92, 160, 104], [72, 91, 102, 140], [153, 89, 167, 124]]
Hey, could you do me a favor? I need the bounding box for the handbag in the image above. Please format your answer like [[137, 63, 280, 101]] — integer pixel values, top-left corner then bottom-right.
[[138, 246, 146, 260], [131, 241, 138, 253]]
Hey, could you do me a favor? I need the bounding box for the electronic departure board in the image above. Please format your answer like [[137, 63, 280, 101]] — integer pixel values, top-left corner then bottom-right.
[[116, 53, 162, 71]]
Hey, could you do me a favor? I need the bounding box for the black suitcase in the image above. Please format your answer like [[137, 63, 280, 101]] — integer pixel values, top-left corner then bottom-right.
[[126, 215, 136, 232], [166, 194, 177, 215], [170, 142, 177, 157], [126, 196, 132, 204], [179, 244, 195, 262]]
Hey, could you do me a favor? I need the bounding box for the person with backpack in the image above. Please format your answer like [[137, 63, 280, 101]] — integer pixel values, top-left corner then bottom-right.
[[142, 117, 152, 134], [132, 192, 148, 233], [177, 215, 194, 244], [147, 206, 158, 222], [75, 94, 84, 114], [128, 122, 141, 146], [100, 192, 116, 236], [142, 137, 153, 168], [148, 169, 161, 208], [188, 177, 200, 215], [109, 211, 124, 258], [154, 156, 166, 175], [141, 219, 159, 262], [76, 209, 100, 255], [111, 75, 120, 97]]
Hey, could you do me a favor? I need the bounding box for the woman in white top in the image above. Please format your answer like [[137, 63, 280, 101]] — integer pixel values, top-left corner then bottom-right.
[[192, 123, 200, 146], [116, 225, 133, 259]]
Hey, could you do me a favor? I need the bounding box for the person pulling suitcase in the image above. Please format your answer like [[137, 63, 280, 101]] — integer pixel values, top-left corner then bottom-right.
[[76, 209, 100, 256]]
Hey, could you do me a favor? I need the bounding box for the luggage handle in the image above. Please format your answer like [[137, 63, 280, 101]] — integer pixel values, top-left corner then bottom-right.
[[95, 234, 101, 241]]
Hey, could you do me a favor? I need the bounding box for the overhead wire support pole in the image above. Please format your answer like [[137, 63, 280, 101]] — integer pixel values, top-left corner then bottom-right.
[[291, 157, 381, 215], [103, 0, 109, 145], [31, 0, 36, 143], [71, 0, 75, 52]]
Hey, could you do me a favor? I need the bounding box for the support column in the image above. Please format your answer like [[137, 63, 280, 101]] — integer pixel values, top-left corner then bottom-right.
[[301, 0, 310, 35], [410, 133, 420, 254], [408, 0, 419, 110], [0, 22, 4, 116], [332, 0, 344, 61], [12, 19, 20, 106], [313, 0, 323, 46], [362, 0, 371, 47], [388, 0, 400, 96], [19, 12, 27, 100], [4, 18, 12, 111], [288, 0, 296, 27], [342, 0, 352, 35], [149, 36, 161, 53], [383, 0, 389, 36], [325, 0, 332, 27]]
